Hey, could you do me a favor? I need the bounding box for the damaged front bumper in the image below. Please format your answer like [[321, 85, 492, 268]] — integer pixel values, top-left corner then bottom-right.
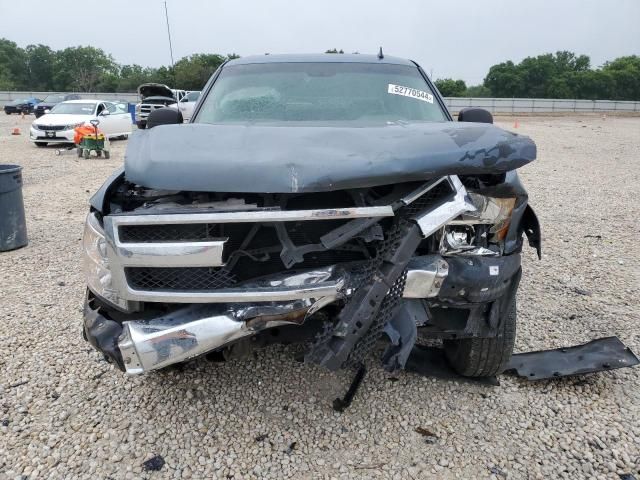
[[84, 253, 518, 374], [84, 174, 532, 375]]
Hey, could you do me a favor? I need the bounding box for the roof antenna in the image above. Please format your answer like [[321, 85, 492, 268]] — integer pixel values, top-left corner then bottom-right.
[[378, 47, 384, 59]]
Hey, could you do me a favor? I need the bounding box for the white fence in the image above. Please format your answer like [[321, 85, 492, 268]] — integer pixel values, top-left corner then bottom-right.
[[1, 91, 639, 113], [444, 97, 639, 114]]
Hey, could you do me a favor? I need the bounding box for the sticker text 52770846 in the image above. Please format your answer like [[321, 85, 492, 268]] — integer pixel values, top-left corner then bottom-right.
[[387, 84, 434, 104]]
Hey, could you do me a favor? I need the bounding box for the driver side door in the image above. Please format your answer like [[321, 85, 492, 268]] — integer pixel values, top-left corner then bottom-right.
[[100, 102, 133, 136], [95, 102, 117, 136]]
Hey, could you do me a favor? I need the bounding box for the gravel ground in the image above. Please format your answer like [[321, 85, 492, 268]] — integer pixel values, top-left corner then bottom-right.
[[0, 114, 638, 479]]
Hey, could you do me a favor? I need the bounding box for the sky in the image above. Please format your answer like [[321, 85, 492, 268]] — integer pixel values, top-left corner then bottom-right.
[[1, 0, 638, 85]]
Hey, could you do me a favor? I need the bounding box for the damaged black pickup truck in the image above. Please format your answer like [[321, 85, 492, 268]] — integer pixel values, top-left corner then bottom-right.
[[83, 53, 543, 378]]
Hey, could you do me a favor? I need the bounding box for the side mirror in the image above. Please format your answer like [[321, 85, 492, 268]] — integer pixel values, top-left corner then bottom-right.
[[99, 110, 110, 116], [146, 108, 183, 129], [458, 107, 493, 124]]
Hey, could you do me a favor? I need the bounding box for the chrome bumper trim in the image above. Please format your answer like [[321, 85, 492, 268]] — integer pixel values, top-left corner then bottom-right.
[[123, 281, 344, 303], [404, 255, 448, 298], [117, 254, 448, 374], [118, 307, 249, 374]]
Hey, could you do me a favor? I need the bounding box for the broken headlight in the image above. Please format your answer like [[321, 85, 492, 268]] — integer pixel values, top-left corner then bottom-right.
[[83, 212, 127, 310], [469, 194, 516, 241], [64, 122, 85, 130], [442, 194, 516, 255]]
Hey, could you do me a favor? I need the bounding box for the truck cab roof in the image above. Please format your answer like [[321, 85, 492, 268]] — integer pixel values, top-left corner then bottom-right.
[[226, 53, 416, 67]]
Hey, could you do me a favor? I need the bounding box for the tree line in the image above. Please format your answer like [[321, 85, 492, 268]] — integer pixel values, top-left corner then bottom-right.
[[1, 39, 638, 100], [0, 38, 237, 92], [434, 51, 640, 100]]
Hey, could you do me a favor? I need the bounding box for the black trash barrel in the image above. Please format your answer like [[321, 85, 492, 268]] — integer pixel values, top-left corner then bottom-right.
[[0, 164, 28, 251]]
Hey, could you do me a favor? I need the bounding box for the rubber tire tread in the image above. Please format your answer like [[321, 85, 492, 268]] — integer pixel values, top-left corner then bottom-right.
[[443, 300, 516, 377]]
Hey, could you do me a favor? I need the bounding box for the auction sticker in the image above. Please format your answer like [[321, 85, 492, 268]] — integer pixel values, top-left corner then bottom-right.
[[387, 84, 434, 103]]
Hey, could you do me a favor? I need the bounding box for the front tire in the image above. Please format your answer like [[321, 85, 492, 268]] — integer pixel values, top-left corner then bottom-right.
[[444, 299, 516, 377]]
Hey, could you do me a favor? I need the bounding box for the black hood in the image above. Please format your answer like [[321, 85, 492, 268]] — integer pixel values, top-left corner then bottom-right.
[[138, 83, 174, 99], [124, 121, 536, 193]]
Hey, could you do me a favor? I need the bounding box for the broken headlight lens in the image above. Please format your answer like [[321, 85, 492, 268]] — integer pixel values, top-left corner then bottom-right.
[[467, 194, 516, 241], [83, 212, 127, 310], [442, 194, 517, 255]]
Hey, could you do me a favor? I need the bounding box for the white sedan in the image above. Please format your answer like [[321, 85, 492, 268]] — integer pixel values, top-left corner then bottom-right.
[[177, 91, 201, 121], [30, 100, 133, 147]]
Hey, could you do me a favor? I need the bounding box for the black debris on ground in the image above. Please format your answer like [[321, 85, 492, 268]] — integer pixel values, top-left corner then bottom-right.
[[9, 380, 28, 388], [415, 427, 438, 445], [142, 454, 165, 472], [572, 287, 592, 296], [489, 465, 508, 478], [332, 364, 367, 412]]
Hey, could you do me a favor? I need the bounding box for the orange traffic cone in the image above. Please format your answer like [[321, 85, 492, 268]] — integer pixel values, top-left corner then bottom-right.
[[11, 127, 21, 135], [513, 118, 519, 129]]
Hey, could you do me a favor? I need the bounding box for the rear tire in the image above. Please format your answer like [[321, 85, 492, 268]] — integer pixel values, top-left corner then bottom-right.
[[444, 299, 516, 377], [35, 142, 47, 147]]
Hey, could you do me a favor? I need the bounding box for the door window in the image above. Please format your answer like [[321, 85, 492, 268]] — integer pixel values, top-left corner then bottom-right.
[[113, 102, 128, 114], [105, 102, 119, 114]]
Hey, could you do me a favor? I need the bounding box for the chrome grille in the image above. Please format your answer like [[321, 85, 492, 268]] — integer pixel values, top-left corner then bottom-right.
[[102, 178, 465, 304], [400, 179, 455, 217], [139, 104, 166, 117]]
